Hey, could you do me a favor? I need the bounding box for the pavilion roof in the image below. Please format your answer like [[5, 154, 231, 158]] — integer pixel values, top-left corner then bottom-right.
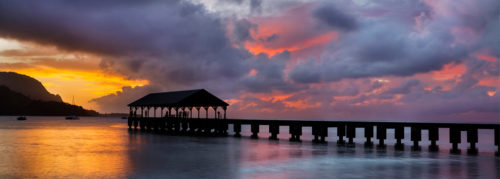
[[128, 89, 229, 107]]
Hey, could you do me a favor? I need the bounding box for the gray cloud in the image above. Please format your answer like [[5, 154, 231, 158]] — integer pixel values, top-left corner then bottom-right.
[[250, 0, 262, 14], [312, 3, 357, 31], [90, 85, 163, 113], [383, 79, 420, 95], [240, 51, 303, 93], [232, 19, 257, 44]]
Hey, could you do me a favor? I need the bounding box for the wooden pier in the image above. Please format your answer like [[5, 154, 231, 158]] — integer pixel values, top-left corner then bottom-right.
[[126, 89, 500, 156], [128, 117, 500, 156]]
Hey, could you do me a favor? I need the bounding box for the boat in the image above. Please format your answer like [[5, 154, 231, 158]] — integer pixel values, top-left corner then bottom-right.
[[65, 115, 79, 120], [121, 116, 128, 120], [17, 116, 27, 120], [65, 96, 80, 120]]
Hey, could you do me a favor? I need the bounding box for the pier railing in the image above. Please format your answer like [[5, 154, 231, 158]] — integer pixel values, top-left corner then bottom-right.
[[127, 117, 500, 156]]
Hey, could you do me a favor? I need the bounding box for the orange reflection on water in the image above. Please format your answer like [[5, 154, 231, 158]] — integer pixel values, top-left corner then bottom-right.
[[0, 119, 131, 178]]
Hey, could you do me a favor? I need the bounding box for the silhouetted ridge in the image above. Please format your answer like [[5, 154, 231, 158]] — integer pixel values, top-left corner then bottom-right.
[[0, 71, 62, 102], [0, 85, 98, 116]]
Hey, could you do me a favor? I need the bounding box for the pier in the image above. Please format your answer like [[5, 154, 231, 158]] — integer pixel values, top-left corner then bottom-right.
[[127, 117, 500, 156], [127, 89, 500, 156]]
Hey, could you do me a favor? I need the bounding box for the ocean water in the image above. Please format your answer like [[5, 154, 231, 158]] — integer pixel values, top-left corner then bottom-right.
[[0, 116, 498, 178]]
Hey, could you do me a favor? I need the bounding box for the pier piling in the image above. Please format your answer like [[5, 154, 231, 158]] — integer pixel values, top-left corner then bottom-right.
[[495, 127, 500, 156], [395, 126, 405, 150], [251, 123, 259, 139], [428, 127, 439, 151], [289, 124, 302, 142], [337, 125, 346, 145], [364, 126, 374, 147], [346, 125, 356, 146], [269, 124, 279, 140], [467, 128, 478, 155], [234, 123, 241, 137], [450, 127, 461, 154], [411, 127, 421, 151], [377, 126, 386, 148]]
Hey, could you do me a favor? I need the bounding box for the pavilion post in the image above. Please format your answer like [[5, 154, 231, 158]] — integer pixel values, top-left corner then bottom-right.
[[196, 107, 201, 119], [204, 106, 209, 119], [213, 106, 217, 119], [223, 106, 227, 119], [154, 107, 157, 118], [188, 107, 193, 118]]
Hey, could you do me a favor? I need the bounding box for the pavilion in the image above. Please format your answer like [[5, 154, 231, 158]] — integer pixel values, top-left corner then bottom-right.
[[128, 89, 229, 119]]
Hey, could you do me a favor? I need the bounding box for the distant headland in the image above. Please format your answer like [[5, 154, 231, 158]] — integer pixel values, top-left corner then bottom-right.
[[0, 72, 98, 116]]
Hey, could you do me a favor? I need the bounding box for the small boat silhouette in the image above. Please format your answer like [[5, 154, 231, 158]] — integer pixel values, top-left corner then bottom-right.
[[17, 116, 27, 120], [65, 115, 79, 120]]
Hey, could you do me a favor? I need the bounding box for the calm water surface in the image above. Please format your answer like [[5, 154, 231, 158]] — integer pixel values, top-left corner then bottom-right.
[[0, 117, 498, 178]]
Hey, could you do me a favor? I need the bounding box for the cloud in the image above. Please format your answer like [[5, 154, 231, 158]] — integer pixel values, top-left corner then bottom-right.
[[312, 3, 357, 31], [0, 0, 252, 88], [90, 85, 163, 113], [383, 79, 420, 95], [289, 0, 500, 84], [240, 51, 303, 93], [250, 0, 262, 14], [231, 19, 257, 45]]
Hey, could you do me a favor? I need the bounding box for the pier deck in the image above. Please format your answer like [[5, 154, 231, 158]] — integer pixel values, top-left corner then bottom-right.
[[128, 117, 500, 156]]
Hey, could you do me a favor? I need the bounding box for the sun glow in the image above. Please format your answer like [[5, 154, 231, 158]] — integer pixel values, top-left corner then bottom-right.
[[0, 67, 148, 110]]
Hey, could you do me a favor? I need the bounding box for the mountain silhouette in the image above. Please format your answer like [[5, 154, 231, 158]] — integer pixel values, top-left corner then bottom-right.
[[0, 72, 62, 102], [0, 71, 98, 116], [0, 85, 98, 116]]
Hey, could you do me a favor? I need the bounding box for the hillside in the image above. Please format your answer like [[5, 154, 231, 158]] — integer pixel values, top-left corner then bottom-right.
[[0, 85, 98, 116], [0, 72, 62, 102]]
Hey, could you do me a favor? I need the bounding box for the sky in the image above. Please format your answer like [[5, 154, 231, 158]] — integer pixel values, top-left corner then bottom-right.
[[0, 0, 498, 122]]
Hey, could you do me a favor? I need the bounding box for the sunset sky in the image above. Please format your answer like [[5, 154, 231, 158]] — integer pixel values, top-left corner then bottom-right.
[[0, 0, 498, 122]]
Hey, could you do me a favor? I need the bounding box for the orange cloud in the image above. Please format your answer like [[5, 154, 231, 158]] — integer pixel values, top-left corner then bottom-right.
[[283, 98, 321, 110], [432, 62, 466, 81], [245, 32, 337, 56], [473, 49, 498, 62], [478, 77, 499, 87], [248, 68, 258, 76], [242, 3, 338, 57]]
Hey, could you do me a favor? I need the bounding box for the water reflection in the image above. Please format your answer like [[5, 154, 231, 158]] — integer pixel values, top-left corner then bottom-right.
[[0, 117, 131, 178]]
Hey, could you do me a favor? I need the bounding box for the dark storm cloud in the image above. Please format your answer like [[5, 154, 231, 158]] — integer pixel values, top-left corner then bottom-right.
[[0, 0, 271, 109], [312, 3, 357, 31], [0, 0, 252, 87]]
